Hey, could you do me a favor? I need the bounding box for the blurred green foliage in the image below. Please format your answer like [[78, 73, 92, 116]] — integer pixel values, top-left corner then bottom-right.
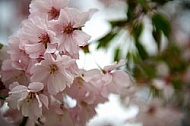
[[94, 0, 190, 97]]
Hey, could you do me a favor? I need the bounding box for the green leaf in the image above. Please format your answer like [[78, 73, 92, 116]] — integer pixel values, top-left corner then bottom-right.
[[132, 22, 148, 60], [97, 31, 118, 49], [135, 40, 149, 60], [138, 0, 149, 12], [19, 117, 28, 126], [127, 1, 137, 21], [152, 28, 162, 51], [152, 13, 171, 38], [133, 22, 144, 39], [114, 47, 121, 61], [110, 19, 128, 27], [80, 45, 90, 54]]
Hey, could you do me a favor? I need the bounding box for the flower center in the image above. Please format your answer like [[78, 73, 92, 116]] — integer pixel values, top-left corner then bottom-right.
[[14, 71, 25, 79], [26, 92, 36, 102], [48, 7, 59, 19], [49, 64, 58, 74], [38, 34, 50, 49], [64, 25, 74, 34], [63, 23, 83, 34], [147, 106, 156, 114]]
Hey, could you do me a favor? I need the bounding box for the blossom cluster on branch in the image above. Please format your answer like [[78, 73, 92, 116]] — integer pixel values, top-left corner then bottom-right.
[[0, 0, 189, 126], [0, 0, 131, 125]]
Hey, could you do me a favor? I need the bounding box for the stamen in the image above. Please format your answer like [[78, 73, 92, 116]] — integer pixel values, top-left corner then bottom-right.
[[49, 64, 58, 74], [27, 92, 36, 102], [147, 106, 156, 114], [63, 23, 83, 34], [48, 7, 59, 19], [38, 34, 50, 49], [64, 25, 74, 34]]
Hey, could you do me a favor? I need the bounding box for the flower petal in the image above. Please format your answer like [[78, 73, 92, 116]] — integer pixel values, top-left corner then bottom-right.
[[28, 82, 44, 92]]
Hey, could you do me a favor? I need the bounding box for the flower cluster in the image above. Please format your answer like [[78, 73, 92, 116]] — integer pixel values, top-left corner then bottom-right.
[[0, 0, 130, 125]]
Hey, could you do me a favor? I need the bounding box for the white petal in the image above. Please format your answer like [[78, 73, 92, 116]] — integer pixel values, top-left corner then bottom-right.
[[28, 82, 44, 92], [39, 94, 49, 109]]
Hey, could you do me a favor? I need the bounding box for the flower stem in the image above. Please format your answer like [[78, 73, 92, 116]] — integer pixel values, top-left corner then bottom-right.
[[19, 117, 28, 126]]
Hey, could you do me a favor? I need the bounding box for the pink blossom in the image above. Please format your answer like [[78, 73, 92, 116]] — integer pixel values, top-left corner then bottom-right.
[[6, 82, 48, 119], [69, 102, 97, 126], [2, 109, 22, 124], [51, 8, 97, 58], [102, 60, 131, 97], [7, 34, 30, 70], [29, 0, 69, 19], [81, 69, 109, 98], [41, 100, 75, 126], [65, 77, 98, 104], [81, 60, 130, 98], [30, 54, 78, 95], [1, 59, 30, 87], [20, 14, 57, 59]]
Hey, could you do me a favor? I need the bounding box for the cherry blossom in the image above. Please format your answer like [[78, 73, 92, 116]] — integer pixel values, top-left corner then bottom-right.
[[30, 54, 78, 95], [0, 0, 133, 125], [29, 0, 69, 19], [7, 35, 30, 70], [51, 8, 97, 58], [20, 14, 57, 59], [1, 59, 30, 87], [101, 60, 131, 97], [6, 82, 48, 119]]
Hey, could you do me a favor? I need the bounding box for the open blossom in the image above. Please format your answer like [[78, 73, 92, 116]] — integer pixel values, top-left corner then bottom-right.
[[101, 60, 131, 97], [29, 0, 69, 19], [20, 14, 57, 59], [0, 0, 138, 125], [69, 103, 97, 126], [65, 77, 99, 105], [6, 82, 48, 119], [1, 59, 30, 87], [81, 60, 131, 98], [31, 54, 78, 95], [51, 8, 97, 58], [41, 99, 75, 126], [7, 35, 30, 70]]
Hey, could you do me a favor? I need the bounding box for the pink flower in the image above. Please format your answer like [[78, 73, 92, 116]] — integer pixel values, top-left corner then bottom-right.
[[7, 34, 30, 70], [101, 60, 131, 97], [29, 0, 69, 19], [20, 14, 57, 59], [1, 59, 30, 87], [30, 54, 78, 95], [41, 100, 75, 126], [69, 103, 97, 126], [51, 8, 97, 58], [65, 71, 105, 105], [81, 60, 130, 98], [6, 82, 48, 119]]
